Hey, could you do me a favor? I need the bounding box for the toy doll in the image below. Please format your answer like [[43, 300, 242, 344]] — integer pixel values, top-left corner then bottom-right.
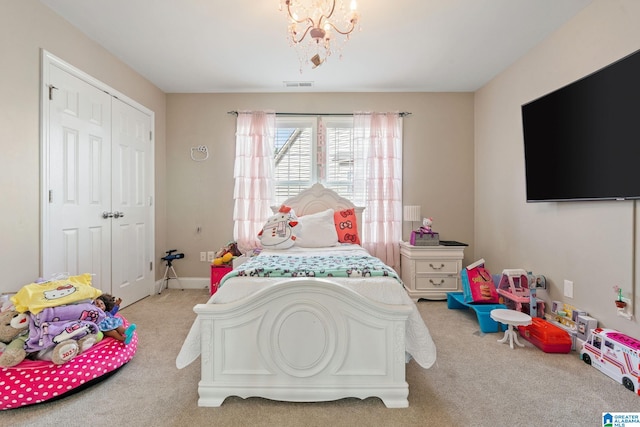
[[94, 294, 136, 345]]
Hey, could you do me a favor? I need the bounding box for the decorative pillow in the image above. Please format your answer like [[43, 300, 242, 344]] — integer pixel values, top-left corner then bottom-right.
[[257, 205, 300, 250], [11, 273, 102, 314], [295, 209, 339, 248], [461, 259, 500, 304], [334, 208, 360, 245]]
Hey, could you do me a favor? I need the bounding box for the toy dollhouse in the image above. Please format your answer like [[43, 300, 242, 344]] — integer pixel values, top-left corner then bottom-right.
[[497, 269, 545, 317]]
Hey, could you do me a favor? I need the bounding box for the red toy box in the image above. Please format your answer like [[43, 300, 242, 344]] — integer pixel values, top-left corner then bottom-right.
[[517, 317, 572, 353], [210, 265, 232, 295]]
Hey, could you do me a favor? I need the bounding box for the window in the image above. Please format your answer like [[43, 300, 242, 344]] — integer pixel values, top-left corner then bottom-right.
[[234, 110, 403, 267], [274, 116, 363, 205], [274, 117, 316, 202]]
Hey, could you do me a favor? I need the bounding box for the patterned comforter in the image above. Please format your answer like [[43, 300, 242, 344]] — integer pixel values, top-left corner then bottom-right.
[[221, 253, 400, 286]]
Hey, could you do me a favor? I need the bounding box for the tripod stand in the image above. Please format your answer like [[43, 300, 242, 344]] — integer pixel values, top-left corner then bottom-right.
[[160, 249, 184, 294]]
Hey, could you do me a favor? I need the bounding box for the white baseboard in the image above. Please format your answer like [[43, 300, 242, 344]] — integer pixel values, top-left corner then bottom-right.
[[154, 277, 209, 293]]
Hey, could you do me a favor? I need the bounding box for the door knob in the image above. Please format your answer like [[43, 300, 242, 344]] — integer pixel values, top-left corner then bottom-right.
[[102, 211, 114, 219], [113, 211, 125, 218]]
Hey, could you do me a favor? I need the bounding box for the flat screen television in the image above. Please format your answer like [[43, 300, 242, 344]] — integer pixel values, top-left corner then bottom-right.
[[521, 48, 640, 202]]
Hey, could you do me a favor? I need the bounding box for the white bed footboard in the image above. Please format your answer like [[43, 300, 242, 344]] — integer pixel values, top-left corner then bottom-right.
[[194, 278, 412, 408]]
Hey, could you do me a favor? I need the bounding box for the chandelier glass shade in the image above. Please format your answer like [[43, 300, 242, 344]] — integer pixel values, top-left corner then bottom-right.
[[280, 0, 360, 69]]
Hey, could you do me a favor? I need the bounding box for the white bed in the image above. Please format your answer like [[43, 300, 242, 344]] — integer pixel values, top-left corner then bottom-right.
[[176, 184, 436, 408]]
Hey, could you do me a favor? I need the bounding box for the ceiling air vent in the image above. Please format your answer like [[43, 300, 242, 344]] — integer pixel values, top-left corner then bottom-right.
[[283, 81, 314, 88]]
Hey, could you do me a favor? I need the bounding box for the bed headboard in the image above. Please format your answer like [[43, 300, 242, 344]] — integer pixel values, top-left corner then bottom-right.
[[272, 183, 365, 239]]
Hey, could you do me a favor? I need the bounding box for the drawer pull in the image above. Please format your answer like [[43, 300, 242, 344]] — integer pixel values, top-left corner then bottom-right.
[[429, 279, 445, 286], [429, 263, 445, 270]]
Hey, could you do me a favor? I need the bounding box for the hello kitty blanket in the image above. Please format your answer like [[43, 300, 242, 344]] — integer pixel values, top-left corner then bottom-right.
[[221, 252, 400, 283]]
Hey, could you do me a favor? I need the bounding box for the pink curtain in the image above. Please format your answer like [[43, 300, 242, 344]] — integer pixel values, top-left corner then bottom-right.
[[233, 111, 276, 252], [353, 112, 403, 270]]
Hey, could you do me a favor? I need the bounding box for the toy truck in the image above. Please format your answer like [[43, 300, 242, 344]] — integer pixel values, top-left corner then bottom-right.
[[580, 328, 640, 395]]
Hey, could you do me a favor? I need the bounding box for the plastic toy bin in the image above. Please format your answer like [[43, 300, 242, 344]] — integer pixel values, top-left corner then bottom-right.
[[517, 317, 572, 353], [447, 292, 507, 333], [210, 265, 232, 295]]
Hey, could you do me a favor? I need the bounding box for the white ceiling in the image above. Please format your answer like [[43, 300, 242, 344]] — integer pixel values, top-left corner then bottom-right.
[[39, 0, 593, 93]]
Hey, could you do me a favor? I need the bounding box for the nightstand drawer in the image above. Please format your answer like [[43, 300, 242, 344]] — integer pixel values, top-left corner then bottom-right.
[[415, 260, 458, 274], [415, 275, 459, 291]]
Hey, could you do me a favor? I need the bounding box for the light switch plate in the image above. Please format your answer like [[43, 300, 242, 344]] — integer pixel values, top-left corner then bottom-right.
[[564, 280, 573, 298]]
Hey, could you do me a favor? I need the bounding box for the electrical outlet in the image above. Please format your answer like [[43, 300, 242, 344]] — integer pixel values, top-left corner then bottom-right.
[[207, 251, 215, 262], [564, 280, 574, 298], [200, 252, 206, 262]]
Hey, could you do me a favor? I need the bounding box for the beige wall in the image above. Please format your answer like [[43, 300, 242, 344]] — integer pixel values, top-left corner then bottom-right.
[[0, 1, 474, 295], [0, 0, 166, 292], [13, 0, 632, 336], [166, 93, 475, 277], [475, 0, 640, 334]]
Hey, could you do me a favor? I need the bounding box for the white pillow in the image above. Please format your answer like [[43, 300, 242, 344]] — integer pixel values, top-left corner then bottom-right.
[[295, 209, 339, 248]]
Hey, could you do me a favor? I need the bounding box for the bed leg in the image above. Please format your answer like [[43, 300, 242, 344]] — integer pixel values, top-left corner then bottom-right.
[[380, 397, 409, 408], [197, 395, 225, 408], [378, 385, 409, 408]]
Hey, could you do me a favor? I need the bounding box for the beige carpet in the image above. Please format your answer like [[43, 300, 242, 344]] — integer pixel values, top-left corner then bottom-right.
[[3, 288, 639, 426]]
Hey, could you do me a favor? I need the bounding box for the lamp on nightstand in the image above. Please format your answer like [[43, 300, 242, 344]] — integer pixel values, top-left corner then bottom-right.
[[403, 205, 421, 231]]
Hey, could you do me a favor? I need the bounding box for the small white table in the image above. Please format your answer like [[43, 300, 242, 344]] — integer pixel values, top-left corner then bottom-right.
[[490, 309, 532, 349]]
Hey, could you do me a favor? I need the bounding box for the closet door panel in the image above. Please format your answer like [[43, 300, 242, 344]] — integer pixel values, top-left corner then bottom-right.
[[45, 63, 112, 290]]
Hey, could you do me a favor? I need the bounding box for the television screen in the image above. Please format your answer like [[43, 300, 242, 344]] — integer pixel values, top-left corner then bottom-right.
[[522, 49, 640, 202]]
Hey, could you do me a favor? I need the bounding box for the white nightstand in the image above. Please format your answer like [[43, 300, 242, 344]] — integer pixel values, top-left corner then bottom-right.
[[399, 241, 465, 301]]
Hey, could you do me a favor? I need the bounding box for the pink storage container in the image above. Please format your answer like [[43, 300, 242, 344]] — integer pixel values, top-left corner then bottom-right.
[[210, 265, 232, 295]]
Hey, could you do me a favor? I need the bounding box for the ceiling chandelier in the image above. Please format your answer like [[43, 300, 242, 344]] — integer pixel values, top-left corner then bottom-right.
[[280, 0, 360, 70]]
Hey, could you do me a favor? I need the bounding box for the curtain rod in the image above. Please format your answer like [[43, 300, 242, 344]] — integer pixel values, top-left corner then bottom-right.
[[227, 111, 411, 117]]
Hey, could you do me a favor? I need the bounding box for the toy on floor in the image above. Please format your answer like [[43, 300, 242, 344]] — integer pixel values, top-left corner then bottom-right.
[[2, 275, 109, 367], [544, 302, 597, 351], [496, 269, 545, 317], [95, 294, 137, 345], [0, 309, 29, 367], [580, 328, 640, 395], [1, 316, 137, 410], [461, 259, 500, 304], [0, 275, 138, 409], [517, 317, 572, 353], [24, 301, 104, 365], [1, 303, 102, 367]]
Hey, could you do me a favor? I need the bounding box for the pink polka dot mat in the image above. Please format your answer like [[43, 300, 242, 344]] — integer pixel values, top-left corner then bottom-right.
[[1, 316, 137, 410]]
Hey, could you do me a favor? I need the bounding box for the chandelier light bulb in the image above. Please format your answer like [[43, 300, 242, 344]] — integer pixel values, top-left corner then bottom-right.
[[311, 27, 326, 41], [281, 0, 360, 70]]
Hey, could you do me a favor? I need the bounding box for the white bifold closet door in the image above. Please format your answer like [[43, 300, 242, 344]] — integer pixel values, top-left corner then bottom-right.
[[42, 51, 154, 306]]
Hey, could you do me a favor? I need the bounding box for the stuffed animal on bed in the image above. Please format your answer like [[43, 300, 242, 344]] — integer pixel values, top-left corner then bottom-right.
[[0, 309, 30, 367], [257, 205, 300, 250]]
